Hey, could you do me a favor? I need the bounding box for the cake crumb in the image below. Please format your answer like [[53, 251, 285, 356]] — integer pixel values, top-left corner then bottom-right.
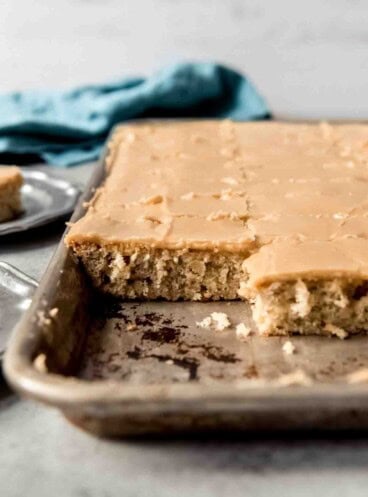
[[196, 316, 212, 329], [346, 368, 368, 384], [282, 340, 296, 355], [165, 359, 174, 365], [235, 323, 251, 340], [126, 322, 138, 331], [277, 369, 312, 387], [196, 312, 231, 331], [49, 308, 59, 318], [33, 353, 48, 374], [324, 323, 348, 339], [210, 312, 231, 331]]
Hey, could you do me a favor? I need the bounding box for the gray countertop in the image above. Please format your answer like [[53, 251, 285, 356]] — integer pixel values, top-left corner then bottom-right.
[[1, 0, 368, 495]]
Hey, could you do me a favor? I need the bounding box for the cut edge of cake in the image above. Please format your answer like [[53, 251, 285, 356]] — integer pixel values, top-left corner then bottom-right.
[[66, 241, 249, 301]]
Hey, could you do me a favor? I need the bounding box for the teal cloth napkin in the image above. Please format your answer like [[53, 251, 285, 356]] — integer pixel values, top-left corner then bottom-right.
[[0, 63, 270, 167]]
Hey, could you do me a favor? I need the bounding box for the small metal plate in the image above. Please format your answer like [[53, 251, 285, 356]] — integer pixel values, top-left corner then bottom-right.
[[0, 168, 80, 236], [0, 262, 37, 358]]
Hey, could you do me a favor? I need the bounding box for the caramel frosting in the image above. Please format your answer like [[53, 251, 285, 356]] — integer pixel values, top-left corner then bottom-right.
[[243, 239, 368, 288], [0, 166, 23, 189], [66, 120, 368, 281]]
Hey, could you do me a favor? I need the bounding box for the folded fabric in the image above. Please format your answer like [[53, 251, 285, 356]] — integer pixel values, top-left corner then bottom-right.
[[0, 62, 270, 167]]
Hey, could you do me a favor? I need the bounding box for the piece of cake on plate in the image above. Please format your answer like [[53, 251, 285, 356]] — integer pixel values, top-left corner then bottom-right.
[[0, 166, 23, 222]]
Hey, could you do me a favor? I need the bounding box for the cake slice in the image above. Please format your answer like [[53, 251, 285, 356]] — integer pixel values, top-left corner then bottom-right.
[[0, 166, 23, 222], [65, 120, 368, 336], [240, 239, 368, 337]]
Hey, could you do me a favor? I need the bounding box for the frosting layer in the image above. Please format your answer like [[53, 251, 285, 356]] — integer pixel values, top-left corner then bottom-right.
[[66, 120, 368, 282]]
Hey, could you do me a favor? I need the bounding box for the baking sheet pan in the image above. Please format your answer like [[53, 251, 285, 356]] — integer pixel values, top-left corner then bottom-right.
[[4, 121, 368, 437]]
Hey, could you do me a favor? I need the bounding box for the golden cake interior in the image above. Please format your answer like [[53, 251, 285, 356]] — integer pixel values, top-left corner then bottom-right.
[[65, 120, 368, 336]]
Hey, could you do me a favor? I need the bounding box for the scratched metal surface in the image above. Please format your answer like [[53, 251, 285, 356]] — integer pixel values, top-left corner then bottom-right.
[[78, 300, 368, 385]]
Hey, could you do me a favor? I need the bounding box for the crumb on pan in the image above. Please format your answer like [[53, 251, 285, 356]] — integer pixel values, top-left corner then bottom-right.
[[210, 312, 231, 331], [196, 316, 212, 329], [196, 312, 231, 331], [282, 340, 296, 355], [235, 322, 251, 339]]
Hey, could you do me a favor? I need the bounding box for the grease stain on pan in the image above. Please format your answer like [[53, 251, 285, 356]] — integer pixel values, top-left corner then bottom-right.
[[78, 301, 243, 383]]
